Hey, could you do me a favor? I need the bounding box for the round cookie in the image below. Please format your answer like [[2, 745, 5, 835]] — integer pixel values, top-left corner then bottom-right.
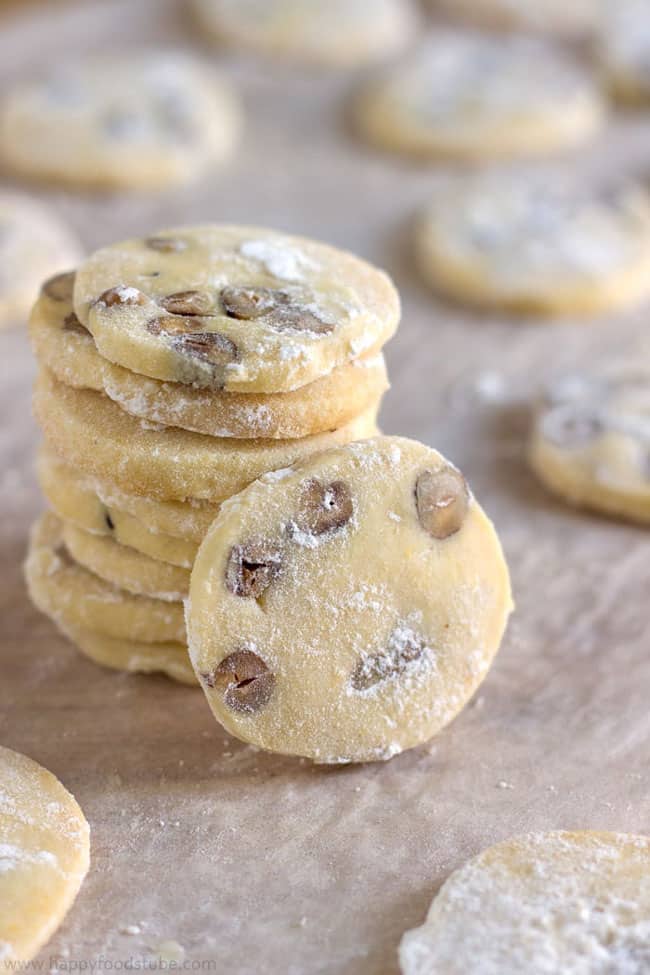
[[191, 0, 416, 68], [61, 521, 190, 601], [55, 622, 196, 686], [187, 436, 513, 763], [415, 175, 650, 316], [355, 32, 604, 160], [598, 0, 650, 105], [529, 366, 650, 524], [0, 52, 240, 191], [0, 746, 90, 966], [72, 225, 399, 392], [37, 449, 216, 545], [430, 0, 598, 37], [25, 513, 186, 644], [399, 831, 650, 974], [30, 278, 389, 439], [37, 449, 198, 568], [34, 369, 380, 502], [0, 192, 80, 329]]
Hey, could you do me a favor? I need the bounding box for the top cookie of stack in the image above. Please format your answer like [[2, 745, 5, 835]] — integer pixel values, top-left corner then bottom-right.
[[27, 225, 397, 683]]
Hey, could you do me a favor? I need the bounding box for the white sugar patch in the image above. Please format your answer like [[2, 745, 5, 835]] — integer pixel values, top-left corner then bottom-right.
[[240, 239, 318, 282]]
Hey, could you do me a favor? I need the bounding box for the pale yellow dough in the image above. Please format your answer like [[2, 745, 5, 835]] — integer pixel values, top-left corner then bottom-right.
[[37, 450, 218, 544], [37, 448, 198, 567], [188, 436, 512, 763], [0, 52, 240, 191], [598, 0, 650, 105], [25, 513, 186, 644], [0, 746, 89, 967], [29, 280, 389, 439], [416, 175, 650, 316], [191, 0, 417, 67], [355, 32, 604, 160], [400, 831, 650, 975], [529, 367, 650, 524], [34, 369, 379, 502], [430, 0, 598, 37], [61, 521, 190, 601], [72, 225, 399, 393], [0, 192, 80, 329]]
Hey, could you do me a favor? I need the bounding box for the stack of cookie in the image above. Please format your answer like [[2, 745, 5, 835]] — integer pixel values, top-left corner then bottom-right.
[[25, 225, 398, 684]]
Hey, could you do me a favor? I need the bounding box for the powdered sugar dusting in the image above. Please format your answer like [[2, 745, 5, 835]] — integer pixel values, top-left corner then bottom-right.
[[240, 239, 318, 282]]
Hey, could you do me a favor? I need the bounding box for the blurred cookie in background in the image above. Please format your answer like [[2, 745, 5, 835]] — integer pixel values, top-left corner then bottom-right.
[[529, 366, 650, 524], [0, 51, 241, 191], [415, 173, 650, 315], [190, 0, 417, 68], [598, 0, 650, 105], [354, 32, 604, 161], [429, 0, 598, 38], [0, 190, 81, 329]]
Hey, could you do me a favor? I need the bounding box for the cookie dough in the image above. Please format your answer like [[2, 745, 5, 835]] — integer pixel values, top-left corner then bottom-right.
[[430, 0, 598, 37], [191, 0, 416, 67], [30, 278, 389, 438], [399, 831, 650, 974], [529, 366, 650, 523], [598, 0, 650, 105], [25, 513, 186, 644], [61, 521, 190, 601], [0, 192, 80, 329], [72, 226, 399, 392], [37, 449, 217, 545], [0, 53, 240, 191], [355, 32, 604, 160], [188, 436, 512, 763], [34, 369, 380, 502], [416, 175, 650, 316], [55, 622, 196, 686], [0, 746, 89, 966]]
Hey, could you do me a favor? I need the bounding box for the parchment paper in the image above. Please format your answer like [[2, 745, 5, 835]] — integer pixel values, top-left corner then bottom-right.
[[1, 2, 649, 972]]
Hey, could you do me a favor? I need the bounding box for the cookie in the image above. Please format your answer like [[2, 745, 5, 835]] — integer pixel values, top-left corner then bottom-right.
[[55, 622, 196, 686], [598, 0, 650, 105], [399, 831, 650, 975], [61, 521, 190, 601], [415, 174, 650, 315], [191, 0, 416, 67], [0, 192, 80, 329], [0, 746, 89, 965], [529, 367, 650, 524], [0, 52, 240, 191], [355, 32, 603, 160], [30, 279, 389, 438], [37, 449, 216, 545], [34, 369, 380, 502], [25, 513, 186, 644], [72, 225, 399, 392], [430, 0, 598, 37], [187, 436, 512, 763]]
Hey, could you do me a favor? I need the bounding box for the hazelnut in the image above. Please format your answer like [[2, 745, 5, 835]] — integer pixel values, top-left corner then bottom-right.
[[145, 236, 188, 253], [202, 649, 275, 714], [97, 286, 147, 308], [221, 286, 334, 335], [543, 406, 604, 449], [41, 270, 75, 302], [351, 631, 425, 691], [416, 466, 469, 540], [160, 290, 213, 316], [226, 538, 283, 599], [296, 478, 353, 536]]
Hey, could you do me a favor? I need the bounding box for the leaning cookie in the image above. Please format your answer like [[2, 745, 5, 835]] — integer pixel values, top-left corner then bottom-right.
[[415, 174, 650, 316], [0, 52, 241, 191], [188, 436, 512, 763], [30, 273, 389, 439], [191, 0, 417, 68], [0, 192, 81, 329], [529, 366, 650, 524], [400, 831, 650, 975], [429, 0, 598, 37]]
